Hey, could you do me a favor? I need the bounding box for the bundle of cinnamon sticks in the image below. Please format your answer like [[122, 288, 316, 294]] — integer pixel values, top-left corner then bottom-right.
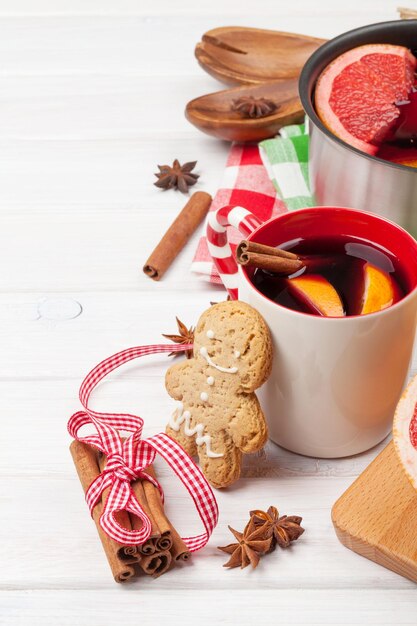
[[237, 240, 305, 274], [70, 440, 191, 583], [236, 240, 339, 276]]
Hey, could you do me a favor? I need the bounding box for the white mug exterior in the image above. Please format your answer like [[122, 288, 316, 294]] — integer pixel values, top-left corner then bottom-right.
[[239, 266, 417, 458]]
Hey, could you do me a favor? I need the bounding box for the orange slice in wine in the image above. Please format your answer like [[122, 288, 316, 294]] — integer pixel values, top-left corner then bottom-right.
[[359, 263, 395, 315], [376, 144, 417, 168], [288, 275, 345, 317]]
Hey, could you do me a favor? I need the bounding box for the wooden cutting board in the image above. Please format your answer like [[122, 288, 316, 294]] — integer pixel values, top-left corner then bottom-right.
[[332, 441, 417, 583]]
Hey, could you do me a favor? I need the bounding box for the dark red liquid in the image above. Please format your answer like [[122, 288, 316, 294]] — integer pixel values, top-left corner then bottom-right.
[[251, 235, 406, 316], [377, 87, 417, 166]]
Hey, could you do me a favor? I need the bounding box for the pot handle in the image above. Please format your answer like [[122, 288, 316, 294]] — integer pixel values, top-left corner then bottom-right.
[[207, 205, 263, 300]]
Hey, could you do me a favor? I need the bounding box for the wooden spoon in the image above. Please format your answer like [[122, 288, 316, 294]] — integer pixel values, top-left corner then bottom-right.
[[185, 80, 304, 142], [195, 26, 326, 86]]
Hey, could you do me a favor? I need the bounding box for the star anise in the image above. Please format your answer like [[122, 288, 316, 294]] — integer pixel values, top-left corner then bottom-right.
[[162, 317, 194, 358], [231, 96, 278, 119], [218, 517, 272, 569], [154, 159, 199, 193], [250, 506, 304, 549]]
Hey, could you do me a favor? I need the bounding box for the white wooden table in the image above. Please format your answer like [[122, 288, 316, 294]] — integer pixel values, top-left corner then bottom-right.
[[2, 1, 417, 624]]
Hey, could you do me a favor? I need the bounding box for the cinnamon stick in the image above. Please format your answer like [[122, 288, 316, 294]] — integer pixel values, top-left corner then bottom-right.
[[117, 545, 140, 563], [168, 524, 192, 562], [142, 467, 173, 551], [238, 252, 304, 274], [237, 240, 304, 275], [96, 451, 142, 564], [143, 191, 212, 280], [138, 550, 172, 578], [70, 441, 137, 583], [236, 240, 340, 276], [238, 240, 299, 260], [129, 478, 161, 555], [145, 466, 190, 562]]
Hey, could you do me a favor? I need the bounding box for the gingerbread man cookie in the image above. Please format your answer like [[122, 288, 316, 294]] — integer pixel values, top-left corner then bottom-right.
[[165, 301, 272, 488]]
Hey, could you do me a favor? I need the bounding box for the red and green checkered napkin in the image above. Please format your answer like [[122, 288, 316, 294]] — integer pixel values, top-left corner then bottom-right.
[[191, 124, 313, 283]]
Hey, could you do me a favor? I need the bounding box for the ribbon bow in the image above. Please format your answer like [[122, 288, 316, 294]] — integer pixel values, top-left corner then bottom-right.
[[68, 344, 218, 549]]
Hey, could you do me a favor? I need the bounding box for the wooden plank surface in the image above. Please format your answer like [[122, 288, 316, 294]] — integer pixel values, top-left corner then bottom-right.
[[1, 1, 416, 624]]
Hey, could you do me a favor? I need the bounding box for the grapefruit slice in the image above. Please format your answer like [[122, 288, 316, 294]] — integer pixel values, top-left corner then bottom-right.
[[359, 262, 395, 315], [315, 44, 417, 155], [288, 274, 345, 317], [393, 374, 417, 491]]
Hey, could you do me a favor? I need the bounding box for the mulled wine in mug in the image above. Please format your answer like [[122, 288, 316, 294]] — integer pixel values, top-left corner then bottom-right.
[[208, 206, 417, 458]]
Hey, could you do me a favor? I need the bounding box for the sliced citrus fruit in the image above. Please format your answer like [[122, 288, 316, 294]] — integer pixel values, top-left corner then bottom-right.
[[377, 144, 417, 168], [359, 262, 395, 315], [315, 44, 417, 155], [393, 373, 417, 491], [391, 156, 417, 168], [288, 274, 345, 317]]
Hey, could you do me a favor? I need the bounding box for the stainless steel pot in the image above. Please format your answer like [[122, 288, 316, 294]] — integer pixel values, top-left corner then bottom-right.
[[299, 20, 417, 236]]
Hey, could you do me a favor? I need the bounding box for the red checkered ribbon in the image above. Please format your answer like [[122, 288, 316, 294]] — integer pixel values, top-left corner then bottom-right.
[[68, 343, 218, 549]]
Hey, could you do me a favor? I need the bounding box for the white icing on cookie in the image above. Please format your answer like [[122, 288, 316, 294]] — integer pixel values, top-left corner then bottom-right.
[[200, 391, 209, 402], [207, 376, 214, 386], [234, 350, 241, 359], [199, 346, 238, 374], [206, 330, 215, 339], [169, 402, 223, 458]]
